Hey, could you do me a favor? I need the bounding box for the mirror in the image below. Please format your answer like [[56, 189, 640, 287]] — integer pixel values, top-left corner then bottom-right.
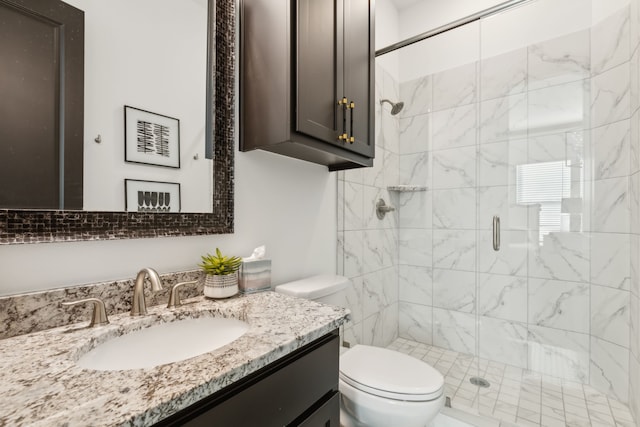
[[2, 0, 212, 212], [78, 0, 213, 213], [0, 0, 235, 243]]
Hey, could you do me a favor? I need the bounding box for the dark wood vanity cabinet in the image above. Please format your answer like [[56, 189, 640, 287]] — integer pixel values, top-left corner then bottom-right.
[[156, 331, 340, 427], [239, 0, 374, 171]]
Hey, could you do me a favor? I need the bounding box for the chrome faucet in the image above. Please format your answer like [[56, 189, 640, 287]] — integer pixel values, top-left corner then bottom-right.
[[131, 268, 163, 316]]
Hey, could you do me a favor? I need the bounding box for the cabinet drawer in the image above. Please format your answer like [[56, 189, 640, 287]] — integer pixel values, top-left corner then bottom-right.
[[158, 331, 339, 426], [296, 392, 340, 427]]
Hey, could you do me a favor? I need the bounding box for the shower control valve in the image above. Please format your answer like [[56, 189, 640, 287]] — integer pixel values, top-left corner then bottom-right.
[[376, 198, 396, 219]]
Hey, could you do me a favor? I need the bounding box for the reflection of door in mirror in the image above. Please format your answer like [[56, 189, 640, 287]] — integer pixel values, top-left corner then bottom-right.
[[0, 0, 84, 210]]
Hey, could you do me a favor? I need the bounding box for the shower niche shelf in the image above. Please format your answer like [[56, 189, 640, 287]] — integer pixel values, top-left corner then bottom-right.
[[387, 185, 428, 192], [239, 0, 374, 171]]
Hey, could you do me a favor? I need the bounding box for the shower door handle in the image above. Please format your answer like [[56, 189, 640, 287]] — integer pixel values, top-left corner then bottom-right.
[[492, 215, 500, 251]]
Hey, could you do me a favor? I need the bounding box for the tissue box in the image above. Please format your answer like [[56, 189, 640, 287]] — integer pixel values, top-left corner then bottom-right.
[[239, 259, 271, 294]]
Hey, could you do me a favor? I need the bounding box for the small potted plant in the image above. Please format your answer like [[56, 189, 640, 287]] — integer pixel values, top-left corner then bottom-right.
[[199, 248, 242, 298]]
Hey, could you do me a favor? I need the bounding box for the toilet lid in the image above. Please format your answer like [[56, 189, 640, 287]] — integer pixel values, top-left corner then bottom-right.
[[340, 345, 444, 402], [275, 275, 349, 299]]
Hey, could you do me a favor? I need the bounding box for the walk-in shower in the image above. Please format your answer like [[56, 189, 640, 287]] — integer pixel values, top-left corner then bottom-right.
[[338, 0, 640, 425]]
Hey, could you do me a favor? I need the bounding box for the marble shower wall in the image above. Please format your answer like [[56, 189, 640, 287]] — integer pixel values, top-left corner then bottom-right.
[[630, 0, 640, 423], [337, 63, 400, 348], [589, 4, 633, 406], [394, 3, 637, 406]]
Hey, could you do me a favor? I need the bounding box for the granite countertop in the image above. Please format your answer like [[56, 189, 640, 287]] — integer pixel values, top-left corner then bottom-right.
[[0, 291, 349, 426]]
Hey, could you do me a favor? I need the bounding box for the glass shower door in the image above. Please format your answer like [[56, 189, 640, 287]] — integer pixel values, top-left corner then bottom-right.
[[476, 0, 593, 421], [393, 18, 482, 410]]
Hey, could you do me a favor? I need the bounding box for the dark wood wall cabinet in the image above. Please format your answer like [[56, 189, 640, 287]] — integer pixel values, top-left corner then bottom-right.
[[239, 0, 374, 171], [155, 331, 340, 427]]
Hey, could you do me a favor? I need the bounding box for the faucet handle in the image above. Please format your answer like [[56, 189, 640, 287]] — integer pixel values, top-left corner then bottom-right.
[[167, 280, 198, 308], [61, 298, 110, 327]]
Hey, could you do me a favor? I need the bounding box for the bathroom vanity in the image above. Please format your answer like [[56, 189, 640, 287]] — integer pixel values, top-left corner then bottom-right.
[[0, 292, 348, 426], [158, 330, 339, 426]]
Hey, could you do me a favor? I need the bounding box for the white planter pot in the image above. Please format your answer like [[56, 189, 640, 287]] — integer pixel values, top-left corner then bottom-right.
[[204, 272, 239, 299]]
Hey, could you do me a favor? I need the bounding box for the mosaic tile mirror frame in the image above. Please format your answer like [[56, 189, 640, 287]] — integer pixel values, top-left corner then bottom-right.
[[0, 0, 235, 244]]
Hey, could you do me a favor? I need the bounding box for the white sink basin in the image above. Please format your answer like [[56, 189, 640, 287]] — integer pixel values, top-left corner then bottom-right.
[[77, 317, 249, 371]]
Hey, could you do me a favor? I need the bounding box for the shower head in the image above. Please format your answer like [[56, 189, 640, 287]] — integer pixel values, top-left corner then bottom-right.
[[380, 99, 404, 115]]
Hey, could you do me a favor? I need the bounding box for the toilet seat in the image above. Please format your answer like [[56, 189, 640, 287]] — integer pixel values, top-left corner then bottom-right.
[[340, 345, 444, 402]]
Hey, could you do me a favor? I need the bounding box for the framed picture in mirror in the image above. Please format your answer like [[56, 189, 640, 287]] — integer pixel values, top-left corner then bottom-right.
[[124, 106, 180, 168], [125, 179, 181, 213]]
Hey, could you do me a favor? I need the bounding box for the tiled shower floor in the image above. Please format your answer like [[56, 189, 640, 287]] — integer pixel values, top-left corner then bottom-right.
[[387, 338, 635, 427]]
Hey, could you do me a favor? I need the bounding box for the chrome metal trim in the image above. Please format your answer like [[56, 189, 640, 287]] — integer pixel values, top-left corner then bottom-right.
[[493, 215, 501, 251], [376, 198, 396, 220], [375, 0, 533, 57]]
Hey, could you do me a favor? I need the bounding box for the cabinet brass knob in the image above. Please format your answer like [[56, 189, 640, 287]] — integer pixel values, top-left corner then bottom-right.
[[349, 102, 355, 109], [349, 136, 355, 143], [338, 133, 348, 141]]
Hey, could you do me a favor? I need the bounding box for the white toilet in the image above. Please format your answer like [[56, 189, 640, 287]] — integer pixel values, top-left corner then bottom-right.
[[275, 275, 445, 427]]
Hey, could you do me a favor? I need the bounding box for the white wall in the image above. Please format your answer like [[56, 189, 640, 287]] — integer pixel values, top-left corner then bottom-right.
[[0, 148, 337, 296], [398, 21, 480, 81], [376, 0, 401, 79], [396, 0, 627, 48], [398, 0, 505, 42], [592, 0, 631, 23], [480, 0, 592, 58], [376, 0, 400, 49], [395, 0, 594, 82]]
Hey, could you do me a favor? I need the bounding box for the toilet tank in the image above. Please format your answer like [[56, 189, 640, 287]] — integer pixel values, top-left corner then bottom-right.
[[274, 274, 350, 307]]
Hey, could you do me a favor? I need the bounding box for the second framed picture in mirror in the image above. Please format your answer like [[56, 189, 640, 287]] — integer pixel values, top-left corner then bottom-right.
[[124, 179, 181, 213]]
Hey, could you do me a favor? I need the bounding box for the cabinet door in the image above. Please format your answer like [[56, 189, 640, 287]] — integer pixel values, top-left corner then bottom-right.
[[343, 0, 374, 157], [296, 0, 343, 144]]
